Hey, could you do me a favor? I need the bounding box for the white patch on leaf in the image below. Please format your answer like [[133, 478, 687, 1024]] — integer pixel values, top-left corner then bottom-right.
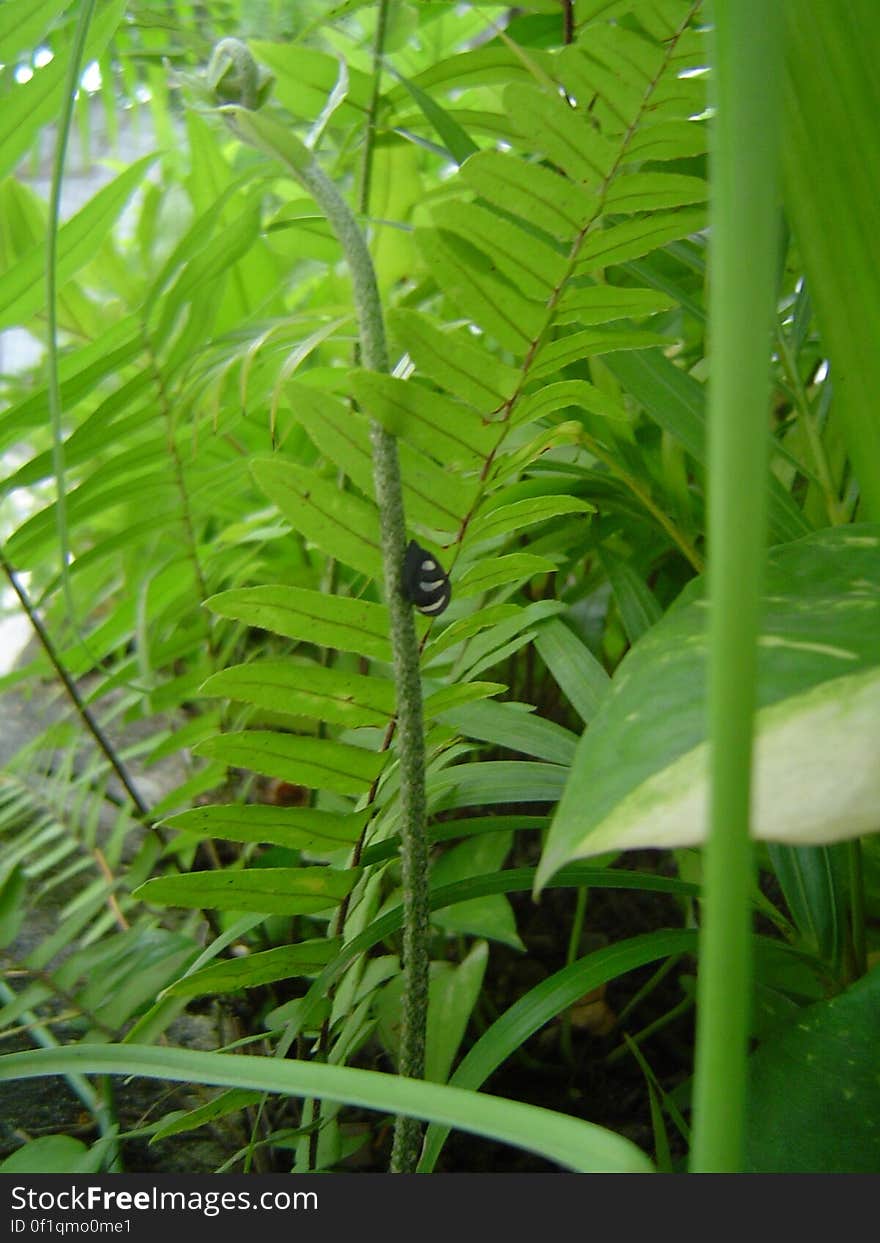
[[541, 668, 880, 870]]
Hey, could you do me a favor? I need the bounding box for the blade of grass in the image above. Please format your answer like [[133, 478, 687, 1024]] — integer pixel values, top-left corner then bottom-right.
[[0, 1044, 653, 1173]]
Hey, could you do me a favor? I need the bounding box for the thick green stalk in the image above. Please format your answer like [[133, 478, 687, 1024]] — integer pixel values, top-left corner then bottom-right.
[[689, 2, 782, 1172], [216, 58, 430, 1172], [282, 151, 428, 1178]]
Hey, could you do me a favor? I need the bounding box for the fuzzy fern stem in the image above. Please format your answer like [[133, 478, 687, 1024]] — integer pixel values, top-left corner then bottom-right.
[[212, 44, 430, 1173]]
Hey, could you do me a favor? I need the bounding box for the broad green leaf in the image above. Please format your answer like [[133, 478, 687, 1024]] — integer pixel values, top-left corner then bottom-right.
[[0, 154, 156, 330], [349, 371, 496, 465], [431, 201, 568, 299], [538, 526, 880, 885], [460, 150, 595, 240], [468, 495, 594, 546], [534, 618, 611, 724], [623, 118, 709, 164], [201, 659, 395, 727], [558, 39, 651, 131], [420, 929, 697, 1171], [206, 586, 393, 664], [638, 3, 702, 45], [252, 458, 383, 579], [136, 866, 356, 915], [619, 255, 706, 324], [194, 731, 386, 796], [506, 84, 616, 186], [286, 382, 476, 531], [575, 209, 706, 273], [514, 378, 629, 426], [163, 938, 339, 999], [389, 309, 520, 409], [416, 226, 544, 353], [607, 349, 705, 459], [554, 285, 677, 328], [377, 942, 489, 1083], [163, 804, 369, 852], [604, 172, 708, 215], [0, 1136, 91, 1174], [746, 963, 880, 1172], [0, 1043, 654, 1173], [455, 552, 556, 598], [530, 328, 669, 382]]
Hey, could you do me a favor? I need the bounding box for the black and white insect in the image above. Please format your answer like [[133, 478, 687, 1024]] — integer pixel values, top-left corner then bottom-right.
[[402, 540, 451, 616]]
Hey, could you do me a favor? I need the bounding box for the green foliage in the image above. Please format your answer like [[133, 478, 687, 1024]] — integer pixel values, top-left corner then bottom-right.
[[746, 962, 880, 1172], [0, 0, 878, 1177], [539, 526, 880, 879]]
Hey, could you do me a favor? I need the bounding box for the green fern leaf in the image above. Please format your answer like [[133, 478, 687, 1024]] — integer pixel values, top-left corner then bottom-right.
[[207, 586, 393, 663], [201, 660, 396, 727], [415, 227, 545, 353], [429, 202, 568, 299], [194, 730, 386, 796], [136, 866, 357, 915], [163, 938, 339, 999], [252, 458, 384, 579], [574, 208, 706, 272], [164, 803, 369, 852], [460, 150, 596, 241], [389, 310, 520, 409], [349, 371, 495, 466]]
